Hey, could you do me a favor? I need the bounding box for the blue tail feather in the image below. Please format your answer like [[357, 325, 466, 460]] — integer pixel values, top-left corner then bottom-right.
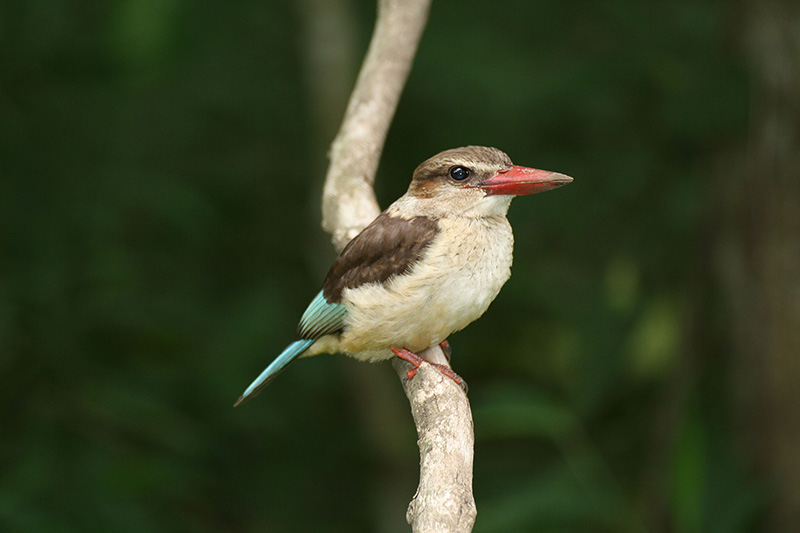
[[234, 339, 315, 406]]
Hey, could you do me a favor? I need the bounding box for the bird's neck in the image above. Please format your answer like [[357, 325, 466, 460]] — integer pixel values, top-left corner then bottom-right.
[[387, 193, 513, 221]]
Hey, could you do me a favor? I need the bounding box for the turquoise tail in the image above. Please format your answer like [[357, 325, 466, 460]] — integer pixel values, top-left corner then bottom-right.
[[234, 339, 315, 406]]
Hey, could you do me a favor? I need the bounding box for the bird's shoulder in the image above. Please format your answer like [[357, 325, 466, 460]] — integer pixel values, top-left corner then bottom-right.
[[322, 212, 440, 302]]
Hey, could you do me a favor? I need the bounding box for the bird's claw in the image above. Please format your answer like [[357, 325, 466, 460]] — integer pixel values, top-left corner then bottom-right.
[[439, 339, 452, 362], [390, 346, 468, 393]]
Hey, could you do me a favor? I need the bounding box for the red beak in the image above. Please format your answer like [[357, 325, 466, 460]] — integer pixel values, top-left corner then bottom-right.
[[471, 165, 573, 196]]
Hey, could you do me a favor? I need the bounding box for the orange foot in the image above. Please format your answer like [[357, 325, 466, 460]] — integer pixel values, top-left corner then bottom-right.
[[439, 339, 452, 361], [390, 346, 468, 393]]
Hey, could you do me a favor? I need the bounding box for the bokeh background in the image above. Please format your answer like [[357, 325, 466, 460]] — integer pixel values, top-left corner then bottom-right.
[[2, 1, 798, 531]]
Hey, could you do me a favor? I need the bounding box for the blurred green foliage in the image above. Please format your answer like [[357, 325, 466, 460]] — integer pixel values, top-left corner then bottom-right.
[[1, 1, 762, 531]]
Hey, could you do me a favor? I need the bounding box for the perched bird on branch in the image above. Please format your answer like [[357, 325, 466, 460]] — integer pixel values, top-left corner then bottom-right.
[[235, 146, 571, 406]]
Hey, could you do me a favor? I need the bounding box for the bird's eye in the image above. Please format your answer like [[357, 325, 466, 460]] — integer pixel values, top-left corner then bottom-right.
[[448, 166, 471, 181]]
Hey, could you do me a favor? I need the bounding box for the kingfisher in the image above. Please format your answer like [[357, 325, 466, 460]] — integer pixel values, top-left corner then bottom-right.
[[235, 146, 572, 406]]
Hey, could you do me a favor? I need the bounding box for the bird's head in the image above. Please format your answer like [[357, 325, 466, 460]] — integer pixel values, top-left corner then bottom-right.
[[403, 146, 572, 218]]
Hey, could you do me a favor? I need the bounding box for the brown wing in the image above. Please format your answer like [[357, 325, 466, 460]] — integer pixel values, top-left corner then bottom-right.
[[321, 213, 439, 303]]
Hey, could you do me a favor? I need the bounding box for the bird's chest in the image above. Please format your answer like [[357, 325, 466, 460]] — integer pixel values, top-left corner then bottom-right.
[[417, 216, 513, 324], [340, 216, 513, 356]]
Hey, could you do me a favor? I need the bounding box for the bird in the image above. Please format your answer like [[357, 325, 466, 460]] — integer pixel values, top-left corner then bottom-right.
[[234, 146, 572, 406]]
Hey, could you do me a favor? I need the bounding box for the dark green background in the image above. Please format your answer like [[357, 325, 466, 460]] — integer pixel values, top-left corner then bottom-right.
[[2, 1, 782, 531]]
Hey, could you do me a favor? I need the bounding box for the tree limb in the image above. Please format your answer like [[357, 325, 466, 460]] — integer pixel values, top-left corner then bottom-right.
[[319, 1, 477, 531], [322, 0, 431, 251], [393, 347, 477, 532]]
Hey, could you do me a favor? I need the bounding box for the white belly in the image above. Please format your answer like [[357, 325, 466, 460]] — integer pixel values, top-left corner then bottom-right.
[[338, 216, 514, 361]]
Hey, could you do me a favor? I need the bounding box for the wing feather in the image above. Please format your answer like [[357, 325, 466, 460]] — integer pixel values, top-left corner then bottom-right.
[[322, 213, 439, 302]]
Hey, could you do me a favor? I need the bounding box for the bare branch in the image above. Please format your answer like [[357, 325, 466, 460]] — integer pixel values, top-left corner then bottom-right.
[[393, 346, 477, 532], [319, 0, 477, 531], [322, 0, 431, 251]]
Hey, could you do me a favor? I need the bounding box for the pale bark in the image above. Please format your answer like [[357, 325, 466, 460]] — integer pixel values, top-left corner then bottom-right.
[[393, 346, 477, 532], [322, 0, 431, 251], [319, 0, 477, 531]]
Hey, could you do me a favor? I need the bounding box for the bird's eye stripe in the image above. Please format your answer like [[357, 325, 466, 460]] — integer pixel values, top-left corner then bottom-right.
[[448, 166, 470, 181]]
